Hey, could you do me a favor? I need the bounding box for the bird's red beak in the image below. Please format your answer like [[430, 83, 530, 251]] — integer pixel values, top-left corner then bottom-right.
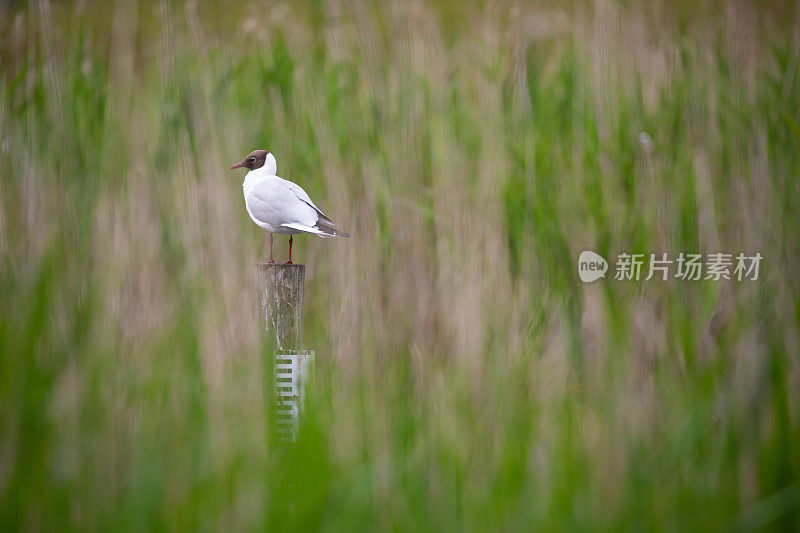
[[229, 161, 246, 170]]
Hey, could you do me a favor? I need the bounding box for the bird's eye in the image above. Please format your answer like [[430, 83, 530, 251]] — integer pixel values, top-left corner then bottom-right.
[[249, 158, 256, 163]]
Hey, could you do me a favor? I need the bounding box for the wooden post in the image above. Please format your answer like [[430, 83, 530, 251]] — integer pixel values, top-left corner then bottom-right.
[[256, 263, 314, 441], [256, 263, 305, 350]]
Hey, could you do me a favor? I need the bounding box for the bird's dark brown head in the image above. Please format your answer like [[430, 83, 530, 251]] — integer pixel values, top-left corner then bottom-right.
[[230, 150, 269, 170]]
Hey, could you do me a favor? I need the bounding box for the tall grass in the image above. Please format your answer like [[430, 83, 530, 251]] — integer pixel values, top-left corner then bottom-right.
[[1, 0, 799, 529]]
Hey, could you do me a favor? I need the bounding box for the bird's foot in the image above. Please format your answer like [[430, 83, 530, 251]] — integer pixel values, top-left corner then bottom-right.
[[283, 260, 293, 265]]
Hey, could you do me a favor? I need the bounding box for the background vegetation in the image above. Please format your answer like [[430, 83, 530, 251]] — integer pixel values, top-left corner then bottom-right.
[[1, 0, 799, 529]]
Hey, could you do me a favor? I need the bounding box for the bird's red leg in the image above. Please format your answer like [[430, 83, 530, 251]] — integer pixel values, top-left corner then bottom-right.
[[268, 233, 275, 264], [284, 235, 293, 264]]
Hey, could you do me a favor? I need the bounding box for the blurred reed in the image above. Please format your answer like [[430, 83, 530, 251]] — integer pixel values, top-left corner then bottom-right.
[[0, 0, 798, 529]]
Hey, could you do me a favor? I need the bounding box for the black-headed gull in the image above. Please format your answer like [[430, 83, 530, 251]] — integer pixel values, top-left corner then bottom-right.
[[230, 150, 350, 264]]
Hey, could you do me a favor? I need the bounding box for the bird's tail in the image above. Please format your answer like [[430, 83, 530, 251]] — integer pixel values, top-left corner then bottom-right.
[[315, 223, 351, 238]]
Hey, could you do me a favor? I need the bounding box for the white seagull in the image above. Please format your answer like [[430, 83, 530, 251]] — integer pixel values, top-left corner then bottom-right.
[[230, 149, 350, 264]]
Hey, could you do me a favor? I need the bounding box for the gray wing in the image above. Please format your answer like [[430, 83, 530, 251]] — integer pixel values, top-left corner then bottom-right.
[[246, 179, 319, 228], [281, 178, 336, 226]]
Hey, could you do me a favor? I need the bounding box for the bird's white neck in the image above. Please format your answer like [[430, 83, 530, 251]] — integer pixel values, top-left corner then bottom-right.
[[242, 165, 272, 193], [242, 152, 278, 193]]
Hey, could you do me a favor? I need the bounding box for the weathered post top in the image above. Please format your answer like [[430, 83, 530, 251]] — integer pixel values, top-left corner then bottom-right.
[[255, 263, 305, 351]]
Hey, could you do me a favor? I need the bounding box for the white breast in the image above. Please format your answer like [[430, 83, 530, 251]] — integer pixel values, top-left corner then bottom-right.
[[243, 169, 279, 232]]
